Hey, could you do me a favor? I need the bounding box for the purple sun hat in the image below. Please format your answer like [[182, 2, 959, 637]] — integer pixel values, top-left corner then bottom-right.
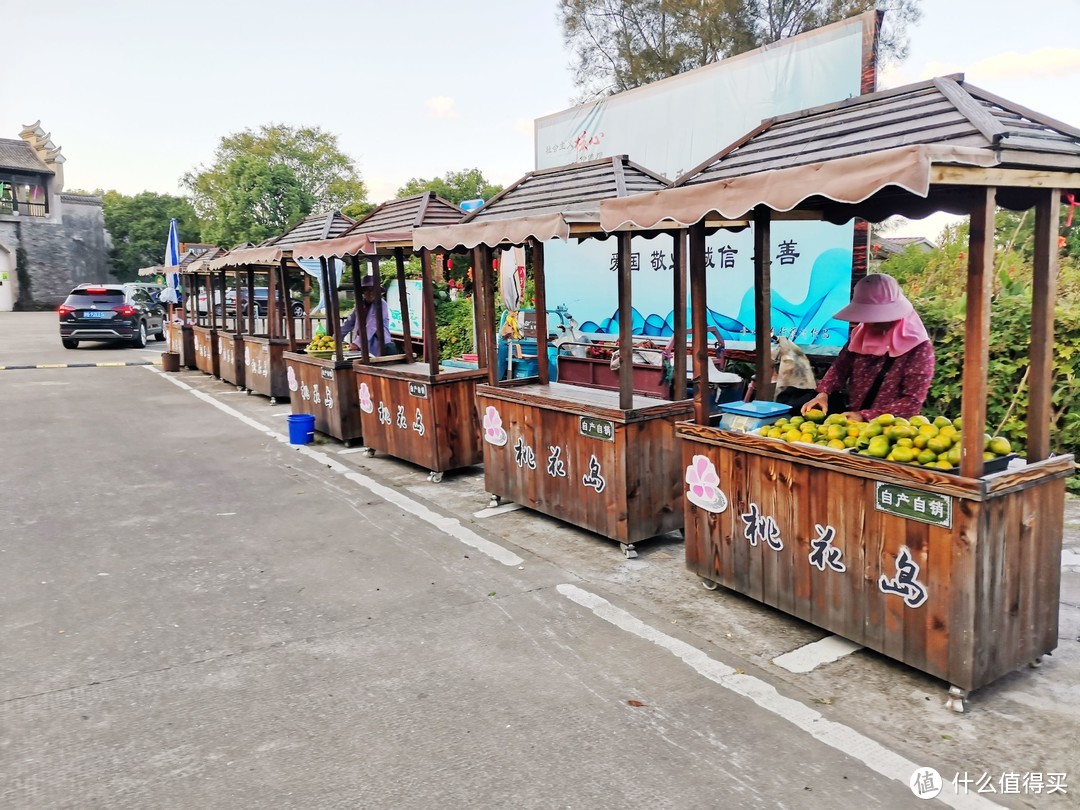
[[832, 273, 914, 323]]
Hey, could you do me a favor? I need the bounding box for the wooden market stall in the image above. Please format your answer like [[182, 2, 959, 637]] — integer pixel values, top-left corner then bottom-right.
[[168, 247, 224, 370], [415, 156, 699, 556], [207, 212, 354, 406], [181, 260, 221, 379], [600, 76, 1080, 706], [292, 192, 480, 477]]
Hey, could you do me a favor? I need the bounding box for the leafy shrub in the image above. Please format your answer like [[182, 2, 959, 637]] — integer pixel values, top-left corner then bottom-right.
[[903, 281, 1080, 492]]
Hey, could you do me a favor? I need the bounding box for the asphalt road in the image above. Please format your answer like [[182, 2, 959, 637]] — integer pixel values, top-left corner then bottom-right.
[[1, 312, 1077, 809]]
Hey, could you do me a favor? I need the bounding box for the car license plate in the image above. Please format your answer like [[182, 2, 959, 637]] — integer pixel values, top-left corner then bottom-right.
[[83, 311, 108, 319]]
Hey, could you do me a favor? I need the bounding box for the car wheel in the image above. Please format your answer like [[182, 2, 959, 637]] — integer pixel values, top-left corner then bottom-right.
[[256, 305, 266, 317], [214, 304, 223, 317], [131, 321, 148, 349], [62, 339, 79, 349], [154, 328, 167, 342], [292, 303, 305, 318]]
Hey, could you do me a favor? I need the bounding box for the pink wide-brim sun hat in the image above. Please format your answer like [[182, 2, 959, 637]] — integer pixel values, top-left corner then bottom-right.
[[832, 273, 914, 323]]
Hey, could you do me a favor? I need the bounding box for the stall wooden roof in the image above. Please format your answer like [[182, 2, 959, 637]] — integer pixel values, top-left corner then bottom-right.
[[600, 75, 1080, 231], [415, 155, 670, 250], [292, 192, 463, 260], [206, 211, 355, 269]]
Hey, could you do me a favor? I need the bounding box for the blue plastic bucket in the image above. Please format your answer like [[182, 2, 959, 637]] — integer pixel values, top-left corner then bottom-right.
[[287, 413, 316, 445]]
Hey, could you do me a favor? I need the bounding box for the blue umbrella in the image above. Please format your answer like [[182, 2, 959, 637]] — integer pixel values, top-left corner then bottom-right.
[[160, 218, 181, 305]]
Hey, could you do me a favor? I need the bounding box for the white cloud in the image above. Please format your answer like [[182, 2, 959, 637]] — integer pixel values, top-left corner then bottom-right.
[[366, 177, 400, 204], [880, 47, 1080, 89], [425, 96, 458, 119], [962, 48, 1080, 82], [514, 117, 534, 137]]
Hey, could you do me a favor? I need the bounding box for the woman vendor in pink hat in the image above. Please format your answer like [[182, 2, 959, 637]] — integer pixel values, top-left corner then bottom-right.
[[800, 273, 935, 420]]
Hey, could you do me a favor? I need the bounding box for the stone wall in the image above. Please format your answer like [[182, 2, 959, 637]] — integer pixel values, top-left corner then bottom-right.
[[0, 193, 110, 308]]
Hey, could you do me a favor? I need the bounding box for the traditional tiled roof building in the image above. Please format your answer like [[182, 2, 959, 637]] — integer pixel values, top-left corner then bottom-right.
[[0, 121, 109, 309]]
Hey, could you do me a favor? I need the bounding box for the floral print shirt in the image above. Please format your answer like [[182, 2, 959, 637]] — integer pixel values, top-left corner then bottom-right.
[[817, 340, 935, 420]]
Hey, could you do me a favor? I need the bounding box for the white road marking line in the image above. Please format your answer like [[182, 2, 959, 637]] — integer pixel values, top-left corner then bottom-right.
[[337, 448, 370, 455], [473, 503, 525, 519], [1062, 548, 1080, 572], [148, 367, 524, 567], [556, 584, 1001, 810], [772, 635, 863, 674]]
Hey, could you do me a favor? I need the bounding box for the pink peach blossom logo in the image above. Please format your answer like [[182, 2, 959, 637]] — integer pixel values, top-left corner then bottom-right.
[[685, 454, 727, 513], [482, 405, 508, 446], [358, 382, 374, 414], [286, 366, 298, 392]]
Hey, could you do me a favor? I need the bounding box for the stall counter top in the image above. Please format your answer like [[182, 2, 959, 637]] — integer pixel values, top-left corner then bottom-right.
[[479, 381, 692, 423], [354, 360, 487, 384]]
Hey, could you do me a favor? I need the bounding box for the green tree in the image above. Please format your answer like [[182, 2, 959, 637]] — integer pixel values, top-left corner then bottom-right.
[[396, 168, 503, 206], [183, 123, 368, 241], [198, 154, 314, 248], [101, 191, 201, 281], [559, 0, 921, 98]]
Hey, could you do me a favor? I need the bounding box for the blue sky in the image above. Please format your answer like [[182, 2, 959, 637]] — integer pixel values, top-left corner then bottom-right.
[[4, 0, 1077, 239]]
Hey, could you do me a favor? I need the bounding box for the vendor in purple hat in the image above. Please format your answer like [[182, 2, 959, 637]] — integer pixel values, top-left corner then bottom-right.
[[341, 275, 395, 356], [801, 273, 935, 420]]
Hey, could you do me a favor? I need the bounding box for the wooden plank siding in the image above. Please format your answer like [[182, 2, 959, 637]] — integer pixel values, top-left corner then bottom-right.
[[167, 322, 196, 369], [355, 363, 485, 474], [478, 383, 691, 545], [241, 336, 292, 401], [283, 352, 363, 444], [217, 332, 246, 389], [679, 426, 1071, 692], [191, 325, 219, 378]]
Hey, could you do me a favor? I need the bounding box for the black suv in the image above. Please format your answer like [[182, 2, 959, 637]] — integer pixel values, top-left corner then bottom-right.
[[58, 284, 167, 349], [224, 287, 305, 318]]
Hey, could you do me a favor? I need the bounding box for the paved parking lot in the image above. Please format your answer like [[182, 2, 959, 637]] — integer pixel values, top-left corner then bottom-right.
[[2, 312, 1078, 808]]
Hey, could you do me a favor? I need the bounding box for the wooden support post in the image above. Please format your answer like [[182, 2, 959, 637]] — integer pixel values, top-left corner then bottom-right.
[[617, 231, 634, 410], [395, 248, 414, 363], [268, 260, 278, 339], [324, 257, 343, 363], [689, 222, 709, 425], [302, 272, 311, 341], [281, 261, 296, 350], [480, 246, 499, 388], [753, 207, 773, 402], [350, 255, 369, 363], [421, 248, 440, 375], [1028, 190, 1060, 462], [960, 189, 996, 479], [673, 229, 687, 401], [532, 240, 549, 385], [213, 270, 224, 331], [467, 250, 486, 371], [247, 269, 255, 335]]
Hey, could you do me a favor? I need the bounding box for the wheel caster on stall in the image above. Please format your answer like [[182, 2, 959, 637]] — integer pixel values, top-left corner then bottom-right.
[[270, 397, 278, 406], [363, 447, 376, 458], [1029, 656, 1043, 668], [237, 385, 244, 392], [701, 578, 719, 591], [621, 543, 637, 559], [945, 686, 968, 713], [488, 495, 501, 509], [246, 389, 252, 396], [428, 471, 444, 483]]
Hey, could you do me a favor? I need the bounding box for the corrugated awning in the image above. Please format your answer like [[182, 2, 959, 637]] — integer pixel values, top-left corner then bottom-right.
[[292, 231, 413, 261], [414, 211, 605, 251], [600, 144, 998, 231], [206, 246, 286, 270]]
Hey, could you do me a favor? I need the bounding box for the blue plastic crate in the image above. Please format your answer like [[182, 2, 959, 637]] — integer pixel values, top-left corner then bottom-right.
[[718, 400, 791, 432]]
